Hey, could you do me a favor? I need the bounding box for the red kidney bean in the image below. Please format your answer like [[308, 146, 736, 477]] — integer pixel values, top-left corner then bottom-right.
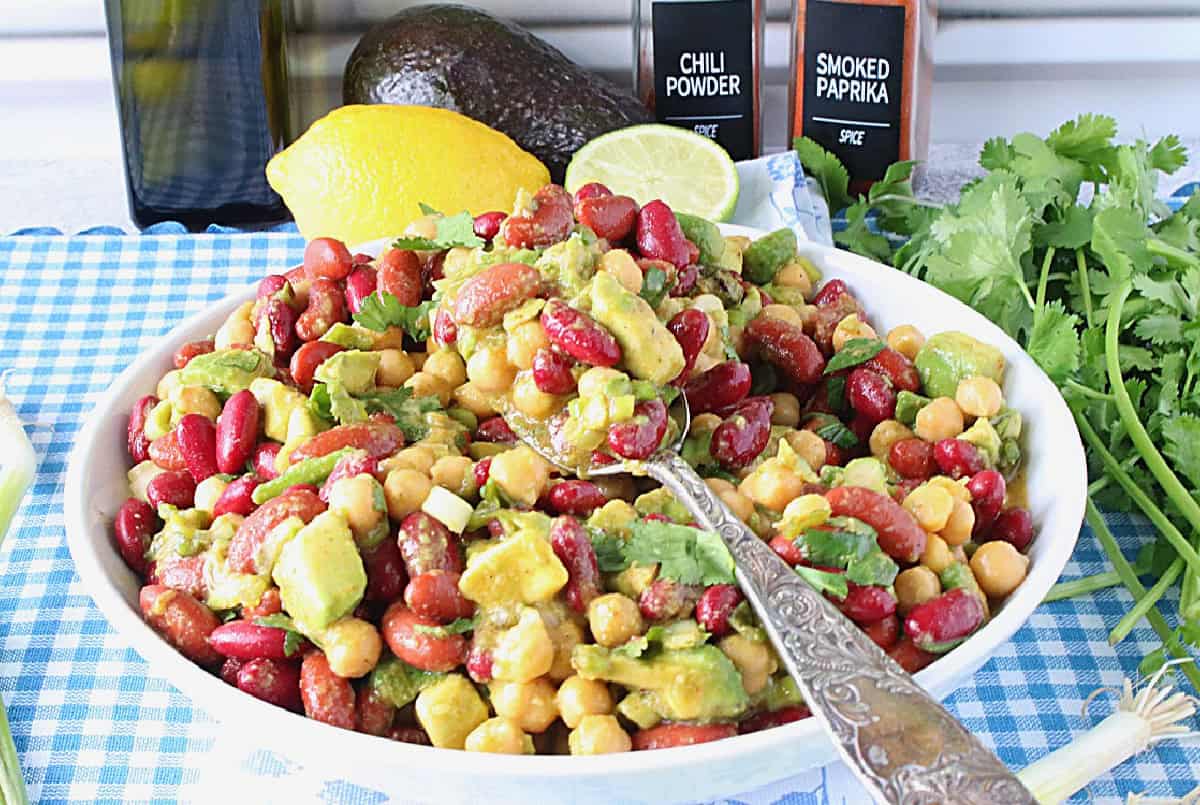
[[846, 368, 896, 423], [540, 300, 621, 367], [215, 390, 259, 474], [573, 182, 612, 204], [904, 588, 985, 653], [862, 614, 900, 650], [290, 422, 404, 464], [683, 361, 752, 414], [532, 348, 577, 394], [127, 394, 159, 463], [888, 438, 935, 480], [670, 262, 700, 297], [632, 722, 737, 751], [176, 414, 219, 482], [228, 488, 326, 574], [848, 414, 876, 446], [546, 481, 607, 516], [398, 511, 462, 577], [139, 585, 222, 666], [473, 211, 507, 241], [211, 475, 259, 518], [607, 399, 669, 460], [892, 477, 923, 503], [363, 537, 408, 604], [684, 239, 700, 266], [155, 555, 207, 601], [261, 297, 298, 360], [476, 416, 517, 444], [501, 185, 574, 249], [376, 248, 423, 308], [252, 442, 282, 481], [433, 308, 458, 346], [864, 347, 920, 392], [146, 470, 196, 510], [711, 397, 774, 469], [319, 451, 380, 503], [149, 430, 187, 471], [209, 621, 301, 661], [966, 470, 1007, 537], [454, 262, 543, 328], [304, 237, 353, 281], [344, 265, 378, 315], [636, 200, 691, 269], [738, 706, 812, 734], [381, 603, 467, 672], [300, 652, 357, 727], [576, 195, 639, 242], [357, 684, 396, 736], [295, 278, 347, 342], [221, 658, 243, 686], [744, 317, 826, 384], [243, 588, 283, 620], [933, 439, 984, 480], [172, 339, 215, 370], [695, 584, 742, 637], [638, 579, 700, 621], [825, 486, 926, 563], [465, 645, 494, 683], [836, 583, 897, 624], [667, 308, 711, 385], [289, 340, 344, 394], [811, 279, 849, 307], [550, 515, 602, 613], [404, 571, 474, 623], [257, 274, 289, 300], [769, 534, 805, 566], [113, 498, 157, 574], [987, 507, 1034, 552], [472, 457, 493, 489], [389, 726, 433, 745], [888, 636, 935, 674]]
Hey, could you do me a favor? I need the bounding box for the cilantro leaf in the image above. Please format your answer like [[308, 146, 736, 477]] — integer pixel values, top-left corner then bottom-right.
[[370, 655, 445, 708], [1027, 301, 1081, 384], [794, 565, 848, 599], [418, 202, 440, 216], [639, 266, 670, 309], [804, 413, 858, 449], [253, 614, 306, 657], [835, 199, 893, 263], [823, 338, 885, 374], [392, 211, 483, 251], [1045, 113, 1118, 166], [1162, 416, 1200, 488], [624, 519, 735, 586], [1149, 134, 1188, 175], [360, 388, 441, 441], [979, 136, 1015, 171], [589, 528, 630, 573], [413, 617, 476, 637], [1034, 205, 1093, 249], [353, 294, 436, 339], [793, 136, 852, 212], [797, 524, 875, 567], [845, 551, 899, 588]]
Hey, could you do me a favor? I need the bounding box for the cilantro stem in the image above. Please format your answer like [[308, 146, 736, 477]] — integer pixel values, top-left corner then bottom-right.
[[1084, 499, 1200, 690], [1064, 380, 1112, 402], [1075, 248, 1095, 329], [1045, 570, 1124, 602], [1088, 477, 1111, 496], [1109, 557, 1182, 645], [869, 193, 942, 210], [1148, 237, 1200, 269], [1035, 247, 1055, 318]]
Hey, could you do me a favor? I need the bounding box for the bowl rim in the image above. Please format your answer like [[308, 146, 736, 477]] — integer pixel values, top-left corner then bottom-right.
[[63, 226, 1086, 779]]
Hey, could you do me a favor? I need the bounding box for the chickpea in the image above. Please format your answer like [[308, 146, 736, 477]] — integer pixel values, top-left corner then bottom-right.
[[556, 676, 614, 729], [453, 381, 499, 418], [612, 565, 657, 600], [867, 419, 913, 460], [886, 324, 925, 360], [587, 593, 643, 648], [955, 376, 1004, 419], [156, 370, 184, 402], [914, 397, 965, 442], [507, 320, 551, 371], [490, 678, 560, 734], [705, 478, 755, 522], [599, 249, 643, 294], [568, 715, 632, 756], [926, 475, 971, 503], [774, 261, 814, 296], [322, 617, 383, 678], [488, 445, 552, 506], [971, 541, 1029, 598], [894, 566, 942, 615], [785, 430, 828, 471], [903, 485, 956, 533], [421, 349, 468, 388], [193, 476, 228, 514], [329, 474, 384, 537], [409, 350, 428, 370], [383, 468, 432, 521], [405, 372, 452, 406], [718, 634, 777, 695], [781, 494, 831, 530], [172, 385, 222, 421], [404, 214, 439, 240], [941, 499, 976, 546], [466, 346, 516, 393], [739, 465, 807, 513], [215, 301, 255, 350], [390, 445, 437, 474], [376, 349, 416, 388], [921, 534, 954, 575], [492, 609, 555, 683], [546, 618, 585, 681], [431, 455, 475, 497], [768, 393, 801, 428], [759, 304, 805, 328], [464, 717, 533, 754], [690, 412, 722, 435], [511, 374, 561, 419], [832, 314, 877, 352]]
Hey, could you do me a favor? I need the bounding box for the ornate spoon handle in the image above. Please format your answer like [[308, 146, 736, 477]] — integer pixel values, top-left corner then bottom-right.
[[646, 452, 1035, 805]]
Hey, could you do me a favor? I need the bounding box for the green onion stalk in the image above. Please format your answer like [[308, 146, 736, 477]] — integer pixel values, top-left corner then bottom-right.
[[0, 381, 32, 805]]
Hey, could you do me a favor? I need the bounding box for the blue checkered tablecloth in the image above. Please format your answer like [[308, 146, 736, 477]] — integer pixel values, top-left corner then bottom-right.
[[1, 230, 1199, 804]]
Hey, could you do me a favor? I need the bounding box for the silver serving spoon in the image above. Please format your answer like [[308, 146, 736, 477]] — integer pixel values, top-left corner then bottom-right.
[[511, 398, 1034, 804]]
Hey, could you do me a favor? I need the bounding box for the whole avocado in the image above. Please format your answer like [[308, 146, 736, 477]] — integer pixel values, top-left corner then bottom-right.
[[343, 4, 652, 183]]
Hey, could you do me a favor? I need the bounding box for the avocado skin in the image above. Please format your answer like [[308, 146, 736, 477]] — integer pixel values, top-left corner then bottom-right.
[[343, 4, 652, 182]]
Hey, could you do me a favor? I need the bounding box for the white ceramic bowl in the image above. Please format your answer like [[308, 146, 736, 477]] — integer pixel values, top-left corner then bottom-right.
[[65, 228, 1086, 804]]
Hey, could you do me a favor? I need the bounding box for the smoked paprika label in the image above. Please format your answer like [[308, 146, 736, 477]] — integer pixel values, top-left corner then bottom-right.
[[651, 0, 756, 160], [799, 1, 906, 182]]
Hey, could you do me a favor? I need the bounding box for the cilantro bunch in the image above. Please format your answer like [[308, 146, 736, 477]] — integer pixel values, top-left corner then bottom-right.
[[797, 116, 1200, 688]]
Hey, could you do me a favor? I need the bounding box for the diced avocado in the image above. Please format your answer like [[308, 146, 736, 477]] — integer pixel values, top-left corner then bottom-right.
[[716, 237, 744, 273], [502, 298, 546, 333], [959, 419, 1001, 467], [818, 464, 845, 488], [252, 448, 354, 505], [459, 526, 568, 605], [203, 523, 271, 611], [143, 399, 175, 441], [288, 406, 322, 442], [939, 561, 990, 620], [617, 691, 662, 730], [646, 620, 710, 651], [588, 271, 685, 385], [894, 390, 930, 427], [535, 234, 597, 299], [272, 511, 366, 635], [990, 408, 1022, 441], [314, 350, 382, 396], [675, 213, 724, 266], [572, 644, 750, 723], [250, 378, 310, 442], [147, 506, 212, 562], [321, 322, 378, 351], [586, 500, 638, 537], [998, 440, 1021, 479], [370, 654, 445, 709], [751, 674, 804, 711], [762, 283, 807, 306], [422, 486, 474, 534], [634, 488, 691, 525], [415, 674, 489, 749], [842, 457, 888, 495], [742, 228, 798, 285], [611, 565, 657, 600], [914, 332, 1006, 399], [179, 348, 274, 395], [253, 515, 304, 577], [127, 460, 167, 504]]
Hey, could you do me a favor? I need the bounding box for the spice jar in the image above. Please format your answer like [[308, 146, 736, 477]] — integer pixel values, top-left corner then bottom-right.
[[789, 0, 936, 192]]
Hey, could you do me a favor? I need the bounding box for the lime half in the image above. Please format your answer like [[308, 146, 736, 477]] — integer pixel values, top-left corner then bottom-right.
[[565, 124, 740, 222]]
